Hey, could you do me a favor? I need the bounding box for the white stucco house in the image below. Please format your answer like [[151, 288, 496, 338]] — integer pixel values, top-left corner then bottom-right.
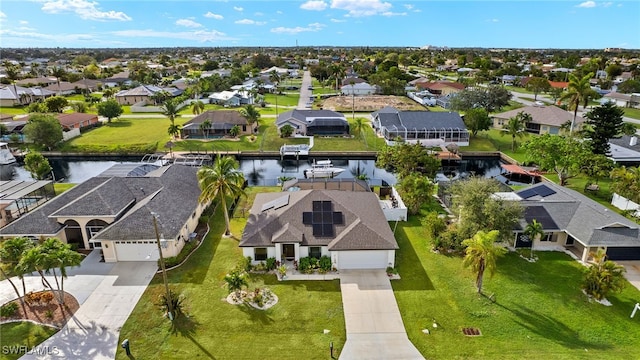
[[239, 189, 398, 270]]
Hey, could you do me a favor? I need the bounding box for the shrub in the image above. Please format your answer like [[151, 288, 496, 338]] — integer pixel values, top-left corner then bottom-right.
[[319, 256, 332, 271], [160, 239, 198, 268], [1, 302, 18, 317], [434, 224, 464, 252], [25, 292, 42, 305], [421, 212, 447, 240], [265, 257, 277, 271], [243, 256, 253, 272], [44, 309, 54, 319], [386, 266, 398, 275], [309, 257, 320, 269], [40, 292, 54, 304], [298, 257, 311, 273]]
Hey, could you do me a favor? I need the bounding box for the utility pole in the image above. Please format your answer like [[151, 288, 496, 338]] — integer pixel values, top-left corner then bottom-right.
[[152, 213, 173, 320]]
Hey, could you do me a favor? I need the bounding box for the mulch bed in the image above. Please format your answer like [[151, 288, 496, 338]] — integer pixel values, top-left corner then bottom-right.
[[1, 292, 80, 328]]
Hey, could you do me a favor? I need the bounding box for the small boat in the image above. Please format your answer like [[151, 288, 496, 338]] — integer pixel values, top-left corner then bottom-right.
[[304, 160, 345, 178], [0, 142, 16, 165]]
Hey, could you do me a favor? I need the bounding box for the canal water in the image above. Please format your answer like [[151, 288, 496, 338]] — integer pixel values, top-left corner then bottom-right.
[[1, 156, 517, 186]]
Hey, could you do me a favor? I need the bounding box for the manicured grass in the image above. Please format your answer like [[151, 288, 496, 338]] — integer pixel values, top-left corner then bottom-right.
[[462, 129, 532, 163], [0, 322, 59, 360], [263, 93, 300, 107], [392, 214, 640, 359], [0, 106, 29, 116], [116, 187, 346, 359], [53, 183, 76, 194], [623, 108, 640, 121]]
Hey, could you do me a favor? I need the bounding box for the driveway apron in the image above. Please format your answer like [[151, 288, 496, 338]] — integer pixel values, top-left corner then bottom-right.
[[339, 270, 424, 360], [13, 255, 157, 360]]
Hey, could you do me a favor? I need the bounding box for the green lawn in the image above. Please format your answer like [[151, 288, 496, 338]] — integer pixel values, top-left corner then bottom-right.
[[623, 108, 640, 121], [116, 187, 346, 359], [462, 129, 532, 163], [393, 213, 640, 359], [0, 106, 29, 116], [53, 183, 76, 194], [263, 93, 300, 107], [0, 322, 59, 360]]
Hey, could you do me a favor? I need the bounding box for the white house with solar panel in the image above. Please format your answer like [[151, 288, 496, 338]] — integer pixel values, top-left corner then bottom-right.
[[371, 106, 470, 147], [239, 189, 398, 270], [507, 182, 640, 262]]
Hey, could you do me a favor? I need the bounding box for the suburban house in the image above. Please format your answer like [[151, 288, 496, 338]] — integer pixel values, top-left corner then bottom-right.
[[181, 110, 250, 138], [56, 113, 99, 131], [508, 182, 640, 261], [602, 92, 640, 108], [276, 109, 350, 136], [341, 82, 377, 96], [16, 77, 58, 87], [415, 81, 465, 96], [371, 106, 470, 147], [208, 90, 248, 107], [0, 164, 205, 262], [608, 135, 640, 164], [115, 85, 183, 105], [492, 105, 584, 135], [0, 85, 55, 106], [239, 189, 399, 270], [44, 81, 79, 95], [103, 71, 132, 88]]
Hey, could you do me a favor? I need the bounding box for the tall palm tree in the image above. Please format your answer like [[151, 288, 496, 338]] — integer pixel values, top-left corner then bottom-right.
[[191, 100, 205, 115], [351, 117, 365, 139], [239, 104, 261, 133], [0, 237, 34, 316], [200, 119, 211, 139], [462, 230, 507, 294], [269, 70, 281, 116], [167, 123, 182, 140], [162, 99, 180, 125], [4, 63, 21, 105], [53, 242, 82, 305], [523, 219, 544, 260], [197, 155, 246, 236], [561, 72, 595, 135], [501, 111, 531, 151], [50, 66, 66, 95]]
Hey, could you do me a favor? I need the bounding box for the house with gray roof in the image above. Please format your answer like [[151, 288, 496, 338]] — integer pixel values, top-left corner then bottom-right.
[[608, 135, 640, 165], [276, 109, 349, 136], [492, 105, 584, 135], [509, 182, 640, 261], [0, 164, 205, 262], [239, 189, 398, 270], [372, 106, 469, 147], [115, 85, 183, 106], [181, 110, 250, 139]]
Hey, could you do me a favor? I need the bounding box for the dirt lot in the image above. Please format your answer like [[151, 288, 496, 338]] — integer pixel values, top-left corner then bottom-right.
[[321, 95, 425, 112]]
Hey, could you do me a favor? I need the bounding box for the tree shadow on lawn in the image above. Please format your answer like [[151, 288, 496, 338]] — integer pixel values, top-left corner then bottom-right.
[[497, 303, 612, 351], [105, 119, 132, 127], [170, 315, 217, 359], [392, 225, 435, 291], [167, 227, 221, 285]]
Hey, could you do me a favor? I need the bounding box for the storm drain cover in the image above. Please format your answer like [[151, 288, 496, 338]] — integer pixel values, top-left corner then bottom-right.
[[462, 327, 482, 336]]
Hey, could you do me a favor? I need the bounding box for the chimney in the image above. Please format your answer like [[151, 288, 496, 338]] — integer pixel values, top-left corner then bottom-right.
[[631, 136, 638, 147]]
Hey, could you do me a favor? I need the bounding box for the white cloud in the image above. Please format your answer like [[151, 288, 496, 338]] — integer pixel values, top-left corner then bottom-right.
[[487, 18, 499, 22], [235, 19, 266, 25], [271, 23, 325, 34], [602, 2, 613, 7], [19, 20, 29, 25], [276, 11, 283, 14], [0, 11, 6, 18], [176, 19, 203, 28], [381, 11, 406, 16], [330, 0, 393, 17], [233, 6, 243, 11], [301, 1, 328, 11], [112, 29, 234, 42], [576, 1, 596, 8], [404, 4, 413, 10], [204, 12, 223, 20], [330, 18, 346, 22], [41, 0, 131, 21]]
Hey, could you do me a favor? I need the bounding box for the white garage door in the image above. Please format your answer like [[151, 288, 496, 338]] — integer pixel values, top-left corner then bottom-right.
[[337, 250, 389, 270], [114, 241, 159, 262]]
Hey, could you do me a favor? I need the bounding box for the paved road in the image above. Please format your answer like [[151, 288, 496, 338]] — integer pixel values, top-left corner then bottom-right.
[[339, 270, 423, 360], [298, 70, 313, 110]]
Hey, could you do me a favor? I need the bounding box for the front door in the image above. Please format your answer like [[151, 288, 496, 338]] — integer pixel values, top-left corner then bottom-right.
[[282, 244, 295, 260]]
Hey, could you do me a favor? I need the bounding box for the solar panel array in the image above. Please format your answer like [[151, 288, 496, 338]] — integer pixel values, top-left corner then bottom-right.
[[302, 200, 344, 237], [261, 194, 290, 212], [517, 184, 557, 199]]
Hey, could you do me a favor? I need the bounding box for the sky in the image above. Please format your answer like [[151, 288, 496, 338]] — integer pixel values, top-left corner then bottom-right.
[[0, 0, 638, 49]]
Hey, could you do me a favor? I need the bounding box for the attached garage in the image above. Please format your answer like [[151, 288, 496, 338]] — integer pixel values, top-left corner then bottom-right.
[[114, 241, 159, 262], [335, 250, 392, 270], [606, 247, 640, 261]]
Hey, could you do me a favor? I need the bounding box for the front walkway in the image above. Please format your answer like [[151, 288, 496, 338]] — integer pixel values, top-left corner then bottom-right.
[[338, 270, 423, 360], [0, 251, 158, 360]]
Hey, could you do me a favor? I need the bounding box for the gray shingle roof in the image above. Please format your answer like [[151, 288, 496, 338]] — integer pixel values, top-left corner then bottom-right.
[[276, 109, 346, 127], [50, 178, 137, 217], [517, 182, 640, 247], [184, 110, 248, 127], [492, 105, 585, 127], [240, 190, 398, 250], [377, 110, 466, 130]]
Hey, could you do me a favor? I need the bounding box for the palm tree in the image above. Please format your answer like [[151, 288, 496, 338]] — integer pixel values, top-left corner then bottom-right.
[[224, 268, 248, 300], [0, 237, 34, 316], [523, 219, 544, 260], [610, 166, 640, 203], [583, 248, 626, 301], [239, 104, 261, 133], [167, 123, 182, 140], [200, 119, 211, 139], [561, 72, 595, 135], [4, 63, 21, 105], [161, 99, 180, 125], [50, 66, 66, 95], [53, 242, 82, 305], [501, 111, 531, 151], [351, 117, 365, 139], [191, 100, 205, 115], [18, 245, 55, 293], [269, 70, 281, 115], [229, 125, 240, 138], [462, 230, 507, 294], [197, 155, 246, 237]]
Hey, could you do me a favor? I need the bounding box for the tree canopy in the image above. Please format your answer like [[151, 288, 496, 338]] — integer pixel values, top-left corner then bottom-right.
[[584, 102, 625, 155], [376, 142, 441, 179], [24, 152, 53, 180], [23, 114, 64, 151], [44, 96, 69, 113], [96, 98, 123, 123], [463, 108, 492, 137], [525, 77, 551, 100], [451, 86, 512, 113], [523, 134, 591, 186]]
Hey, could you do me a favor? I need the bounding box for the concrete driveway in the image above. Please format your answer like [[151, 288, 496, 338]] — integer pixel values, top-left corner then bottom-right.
[[617, 261, 640, 292], [0, 250, 157, 360], [339, 270, 423, 360]]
